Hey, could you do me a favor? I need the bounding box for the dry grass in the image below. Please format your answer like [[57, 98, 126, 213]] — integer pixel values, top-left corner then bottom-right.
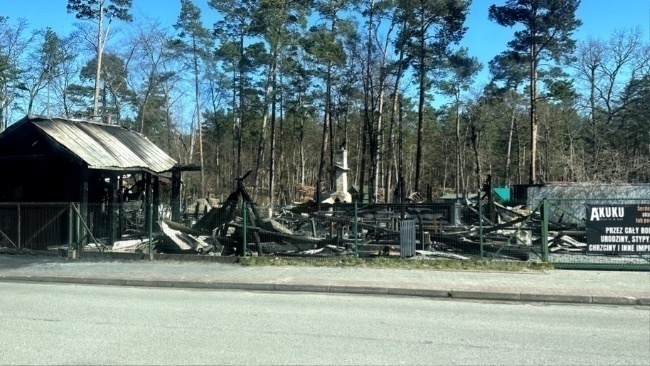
[[238, 256, 553, 271]]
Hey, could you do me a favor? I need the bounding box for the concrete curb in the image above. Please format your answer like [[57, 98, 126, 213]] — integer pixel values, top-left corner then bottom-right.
[[1, 275, 647, 306], [520, 293, 593, 304], [451, 290, 522, 301], [638, 297, 650, 306]]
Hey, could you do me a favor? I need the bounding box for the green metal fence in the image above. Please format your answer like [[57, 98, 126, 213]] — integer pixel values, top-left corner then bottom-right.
[[0, 202, 156, 253], [1, 199, 648, 271], [239, 199, 649, 271], [0, 203, 71, 251], [240, 200, 543, 262]]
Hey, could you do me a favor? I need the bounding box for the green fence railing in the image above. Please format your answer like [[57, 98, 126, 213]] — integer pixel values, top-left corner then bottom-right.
[[1, 199, 648, 271]]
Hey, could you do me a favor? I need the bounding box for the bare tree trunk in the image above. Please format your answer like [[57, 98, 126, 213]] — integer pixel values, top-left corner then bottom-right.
[[237, 35, 245, 181], [354, 119, 362, 187], [269, 69, 277, 209], [505, 91, 517, 181], [188, 117, 195, 166], [470, 122, 481, 191], [365, 0, 386, 204], [455, 90, 461, 197], [92, 5, 104, 119], [387, 49, 406, 202], [192, 38, 205, 197], [253, 60, 275, 200], [299, 95, 305, 185], [359, 117, 368, 203], [277, 79, 285, 205], [366, 2, 376, 203], [232, 68, 238, 185], [415, 33, 426, 193], [589, 66, 598, 180], [328, 101, 335, 192], [373, 66, 386, 204], [529, 45, 538, 184], [163, 79, 173, 154], [461, 123, 469, 195], [317, 61, 332, 195]]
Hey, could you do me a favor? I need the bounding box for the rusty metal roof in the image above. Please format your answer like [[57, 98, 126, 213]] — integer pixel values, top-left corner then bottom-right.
[[25, 115, 177, 173]]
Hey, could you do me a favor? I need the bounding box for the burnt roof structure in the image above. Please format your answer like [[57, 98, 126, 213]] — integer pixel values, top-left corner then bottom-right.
[[0, 115, 177, 202], [0, 116, 200, 251], [0, 115, 176, 175]]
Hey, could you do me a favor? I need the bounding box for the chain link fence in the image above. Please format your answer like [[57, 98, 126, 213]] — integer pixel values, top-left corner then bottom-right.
[[0, 203, 71, 251], [0, 202, 151, 252], [240, 200, 543, 262]]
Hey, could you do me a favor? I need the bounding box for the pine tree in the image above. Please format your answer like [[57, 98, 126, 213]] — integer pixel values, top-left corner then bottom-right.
[[169, 0, 213, 197], [489, 0, 581, 184], [67, 0, 132, 120]]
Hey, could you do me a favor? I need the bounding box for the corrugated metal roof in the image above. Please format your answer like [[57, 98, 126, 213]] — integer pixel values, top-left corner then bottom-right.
[[28, 116, 177, 173]]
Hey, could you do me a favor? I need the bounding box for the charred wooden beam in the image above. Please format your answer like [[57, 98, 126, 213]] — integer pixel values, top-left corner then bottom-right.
[[109, 174, 118, 246], [228, 222, 339, 248], [161, 220, 205, 236], [254, 242, 317, 254], [153, 176, 160, 222], [193, 202, 236, 233]]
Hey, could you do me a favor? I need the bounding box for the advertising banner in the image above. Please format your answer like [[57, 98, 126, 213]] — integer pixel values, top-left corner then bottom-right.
[[586, 204, 650, 253]]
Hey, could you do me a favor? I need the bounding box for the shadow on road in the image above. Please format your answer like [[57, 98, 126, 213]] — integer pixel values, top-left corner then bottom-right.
[[0, 254, 66, 270]]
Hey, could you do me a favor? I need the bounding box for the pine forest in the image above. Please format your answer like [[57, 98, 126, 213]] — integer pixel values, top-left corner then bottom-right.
[[0, 0, 648, 206]]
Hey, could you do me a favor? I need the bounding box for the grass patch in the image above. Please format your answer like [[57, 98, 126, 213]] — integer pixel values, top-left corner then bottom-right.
[[238, 256, 553, 271]]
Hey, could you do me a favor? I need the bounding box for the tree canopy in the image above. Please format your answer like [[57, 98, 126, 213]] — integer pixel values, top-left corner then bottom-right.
[[0, 0, 647, 205]]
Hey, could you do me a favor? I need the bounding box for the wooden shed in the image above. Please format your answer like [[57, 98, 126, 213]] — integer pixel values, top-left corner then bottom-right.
[[0, 115, 183, 250]]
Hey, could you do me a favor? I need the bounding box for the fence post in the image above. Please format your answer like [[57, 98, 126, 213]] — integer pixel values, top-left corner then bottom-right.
[[478, 191, 484, 258], [147, 174, 153, 260], [242, 201, 247, 257], [17, 204, 21, 249], [354, 201, 358, 257], [80, 181, 88, 251], [541, 198, 549, 263], [68, 203, 73, 251], [74, 203, 81, 251]]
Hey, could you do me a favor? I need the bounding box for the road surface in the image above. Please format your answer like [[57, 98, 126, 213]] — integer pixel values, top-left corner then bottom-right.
[[0, 282, 648, 365]]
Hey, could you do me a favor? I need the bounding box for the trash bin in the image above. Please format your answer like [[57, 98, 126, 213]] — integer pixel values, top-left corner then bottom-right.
[[400, 218, 416, 258]]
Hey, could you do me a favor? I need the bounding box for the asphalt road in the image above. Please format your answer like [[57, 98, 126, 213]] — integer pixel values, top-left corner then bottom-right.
[[0, 282, 648, 365]]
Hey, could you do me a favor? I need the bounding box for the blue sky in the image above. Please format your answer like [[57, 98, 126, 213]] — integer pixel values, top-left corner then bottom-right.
[[2, 0, 649, 85], [460, 0, 650, 84]]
